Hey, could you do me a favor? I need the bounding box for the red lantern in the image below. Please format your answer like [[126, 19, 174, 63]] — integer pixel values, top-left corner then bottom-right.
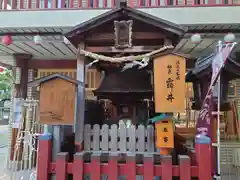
[[0, 67, 4, 72], [2, 35, 12, 46]]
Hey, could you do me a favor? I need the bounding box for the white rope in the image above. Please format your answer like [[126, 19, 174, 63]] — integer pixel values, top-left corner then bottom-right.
[[80, 45, 173, 63]]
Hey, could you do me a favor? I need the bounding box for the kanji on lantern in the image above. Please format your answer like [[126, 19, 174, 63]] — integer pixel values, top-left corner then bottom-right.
[[166, 92, 174, 102], [167, 65, 172, 75], [166, 78, 174, 89], [176, 60, 180, 80]]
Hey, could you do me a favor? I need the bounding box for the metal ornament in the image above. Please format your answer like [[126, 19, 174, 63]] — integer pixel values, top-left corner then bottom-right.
[[114, 20, 133, 49]]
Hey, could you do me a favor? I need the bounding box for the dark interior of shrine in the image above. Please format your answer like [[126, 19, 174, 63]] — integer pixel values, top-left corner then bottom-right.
[[84, 66, 156, 127]]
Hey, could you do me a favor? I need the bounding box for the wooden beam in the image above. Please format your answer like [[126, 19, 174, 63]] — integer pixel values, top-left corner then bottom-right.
[[75, 42, 86, 151], [15, 54, 32, 99], [85, 45, 162, 53], [85, 32, 165, 41], [28, 60, 77, 69]]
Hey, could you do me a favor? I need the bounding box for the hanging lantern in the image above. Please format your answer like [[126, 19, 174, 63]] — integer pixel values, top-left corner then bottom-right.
[[33, 35, 42, 45], [0, 66, 4, 72], [224, 33, 235, 43], [1, 35, 12, 46], [63, 36, 70, 45], [190, 33, 202, 44]]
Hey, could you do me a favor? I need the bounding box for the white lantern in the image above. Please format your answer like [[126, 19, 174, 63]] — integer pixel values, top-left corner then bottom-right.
[[190, 33, 202, 44], [33, 35, 42, 45], [224, 33, 235, 43]]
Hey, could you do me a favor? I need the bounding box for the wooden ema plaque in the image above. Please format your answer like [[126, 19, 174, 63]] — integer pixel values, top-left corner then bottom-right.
[[153, 54, 186, 113], [29, 73, 80, 125]]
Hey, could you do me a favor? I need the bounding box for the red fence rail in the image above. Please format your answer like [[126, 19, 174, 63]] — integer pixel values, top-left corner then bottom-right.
[[0, 0, 238, 10], [37, 133, 212, 180]]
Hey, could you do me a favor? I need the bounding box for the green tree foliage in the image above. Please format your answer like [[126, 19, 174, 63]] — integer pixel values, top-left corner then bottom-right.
[[0, 70, 13, 99]]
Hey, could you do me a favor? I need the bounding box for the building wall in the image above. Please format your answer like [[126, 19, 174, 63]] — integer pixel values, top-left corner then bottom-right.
[[12, 0, 240, 8]]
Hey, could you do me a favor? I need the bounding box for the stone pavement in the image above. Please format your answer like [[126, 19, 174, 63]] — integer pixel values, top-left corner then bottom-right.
[[0, 144, 8, 179], [0, 125, 9, 180]]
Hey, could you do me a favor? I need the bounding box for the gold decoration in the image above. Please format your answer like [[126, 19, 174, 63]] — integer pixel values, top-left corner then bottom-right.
[[114, 20, 133, 49]]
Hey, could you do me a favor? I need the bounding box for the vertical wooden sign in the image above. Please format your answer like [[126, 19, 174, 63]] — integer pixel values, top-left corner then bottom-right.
[[154, 54, 186, 113]]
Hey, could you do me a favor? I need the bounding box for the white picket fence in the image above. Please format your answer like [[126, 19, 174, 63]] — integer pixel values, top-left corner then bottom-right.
[[84, 124, 156, 152]]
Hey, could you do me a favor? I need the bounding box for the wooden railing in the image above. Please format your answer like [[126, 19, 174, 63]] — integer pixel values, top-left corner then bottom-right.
[[1, 0, 239, 10], [37, 131, 212, 180], [83, 124, 155, 152]]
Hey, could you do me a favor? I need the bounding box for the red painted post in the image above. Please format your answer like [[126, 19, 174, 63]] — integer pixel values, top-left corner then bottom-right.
[[179, 155, 190, 180], [36, 0, 40, 8], [108, 153, 118, 180], [37, 133, 52, 180], [56, 152, 69, 180], [11, 0, 17, 9], [126, 153, 136, 180], [19, 0, 24, 8], [195, 135, 212, 180], [146, 0, 151, 7], [69, 0, 74, 8], [161, 155, 172, 180], [27, 0, 32, 9], [3, 0, 7, 9], [60, 0, 65, 7], [111, 0, 115, 7], [144, 154, 154, 179], [78, 0, 82, 7], [73, 152, 85, 180], [164, 0, 169, 5], [103, 0, 107, 7], [44, 0, 48, 8], [91, 152, 101, 180], [138, 0, 142, 7], [129, 0, 134, 7], [93, 0, 99, 8]]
